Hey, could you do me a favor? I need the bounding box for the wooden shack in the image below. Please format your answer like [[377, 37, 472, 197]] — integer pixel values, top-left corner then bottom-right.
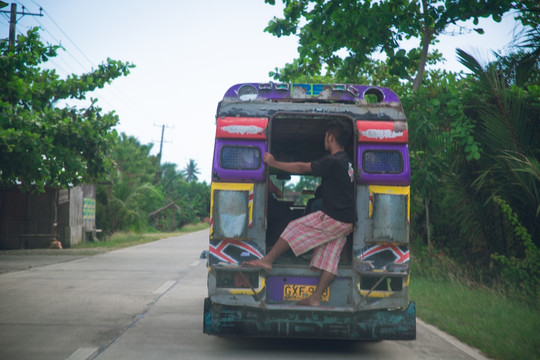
[[0, 184, 97, 250]]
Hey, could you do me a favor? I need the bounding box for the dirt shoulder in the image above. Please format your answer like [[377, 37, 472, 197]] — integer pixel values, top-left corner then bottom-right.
[[0, 248, 112, 274]]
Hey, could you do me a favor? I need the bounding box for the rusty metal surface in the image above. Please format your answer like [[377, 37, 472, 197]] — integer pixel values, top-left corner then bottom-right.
[[203, 297, 416, 340], [217, 101, 406, 120]]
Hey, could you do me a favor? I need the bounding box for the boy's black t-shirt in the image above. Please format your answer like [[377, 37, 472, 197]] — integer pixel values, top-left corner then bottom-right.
[[311, 151, 355, 223]]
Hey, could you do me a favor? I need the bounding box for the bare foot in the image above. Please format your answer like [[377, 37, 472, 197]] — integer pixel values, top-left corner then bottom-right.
[[241, 259, 272, 272], [296, 297, 320, 307]]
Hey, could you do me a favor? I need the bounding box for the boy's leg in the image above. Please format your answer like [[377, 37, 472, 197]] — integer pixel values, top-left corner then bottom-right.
[[297, 270, 335, 306], [242, 237, 290, 271], [242, 212, 318, 270], [297, 237, 347, 307]]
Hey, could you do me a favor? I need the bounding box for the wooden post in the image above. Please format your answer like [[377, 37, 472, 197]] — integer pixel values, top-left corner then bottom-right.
[[425, 197, 431, 251], [9, 3, 16, 47], [171, 207, 175, 231]]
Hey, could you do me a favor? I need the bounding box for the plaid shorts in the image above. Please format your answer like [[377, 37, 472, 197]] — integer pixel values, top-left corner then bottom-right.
[[281, 211, 353, 275]]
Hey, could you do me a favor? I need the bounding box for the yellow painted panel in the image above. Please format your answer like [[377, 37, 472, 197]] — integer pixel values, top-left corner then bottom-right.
[[210, 182, 254, 235], [368, 185, 410, 220], [358, 285, 394, 298], [228, 276, 266, 295]]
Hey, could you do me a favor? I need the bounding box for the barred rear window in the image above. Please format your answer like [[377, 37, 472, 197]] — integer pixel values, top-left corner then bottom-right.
[[220, 146, 261, 170], [363, 151, 403, 174]]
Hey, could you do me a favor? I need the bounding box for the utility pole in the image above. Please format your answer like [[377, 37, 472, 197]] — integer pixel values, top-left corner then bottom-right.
[[152, 124, 172, 183], [0, 3, 43, 47], [158, 124, 165, 164], [152, 124, 173, 166]]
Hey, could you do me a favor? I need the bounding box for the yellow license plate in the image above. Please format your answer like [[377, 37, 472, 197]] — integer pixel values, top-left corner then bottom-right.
[[283, 284, 330, 302]]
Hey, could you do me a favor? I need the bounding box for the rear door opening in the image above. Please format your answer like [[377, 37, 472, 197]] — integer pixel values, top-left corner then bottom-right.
[[265, 113, 356, 264]]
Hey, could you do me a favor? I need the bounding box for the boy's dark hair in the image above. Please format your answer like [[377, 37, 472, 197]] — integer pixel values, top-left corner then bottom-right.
[[326, 119, 351, 148]]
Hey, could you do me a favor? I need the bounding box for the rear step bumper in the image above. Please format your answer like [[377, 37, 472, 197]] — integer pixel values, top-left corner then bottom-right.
[[203, 298, 416, 340]]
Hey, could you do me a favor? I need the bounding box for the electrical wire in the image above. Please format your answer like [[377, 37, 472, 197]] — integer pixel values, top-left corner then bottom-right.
[[4, 1, 158, 134], [27, 1, 154, 122]]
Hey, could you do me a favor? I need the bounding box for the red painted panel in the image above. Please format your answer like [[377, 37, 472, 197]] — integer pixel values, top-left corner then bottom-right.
[[216, 117, 268, 139], [357, 121, 408, 143]]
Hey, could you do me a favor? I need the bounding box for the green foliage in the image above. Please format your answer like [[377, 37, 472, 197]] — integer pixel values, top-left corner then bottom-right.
[[160, 161, 210, 226], [174, 180, 210, 226], [456, 48, 540, 244], [404, 22, 539, 303], [124, 183, 165, 232], [491, 197, 539, 304], [264, 0, 514, 90], [0, 28, 134, 192], [410, 241, 464, 281], [96, 134, 161, 233], [111, 134, 160, 201], [181, 158, 200, 183], [96, 141, 210, 234], [265, 4, 540, 303], [411, 276, 540, 360]]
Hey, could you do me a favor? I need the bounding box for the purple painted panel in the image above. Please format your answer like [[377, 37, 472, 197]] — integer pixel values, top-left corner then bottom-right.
[[223, 83, 401, 104], [358, 144, 410, 185], [212, 139, 266, 182]]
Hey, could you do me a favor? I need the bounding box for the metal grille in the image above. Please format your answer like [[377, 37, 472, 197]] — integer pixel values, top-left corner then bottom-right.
[[363, 151, 403, 173], [220, 146, 261, 170]]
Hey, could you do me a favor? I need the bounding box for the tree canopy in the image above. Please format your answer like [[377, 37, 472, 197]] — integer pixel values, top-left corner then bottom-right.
[[264, 0, 516, 90], [96, 137, 210, 234], [262, 1, 539, 302], [0, 28, 134, 192]]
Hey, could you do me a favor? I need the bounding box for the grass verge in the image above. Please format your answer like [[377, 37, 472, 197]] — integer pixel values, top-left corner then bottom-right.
[[71, 222, 209, 250], [410, 276, 540, 360]]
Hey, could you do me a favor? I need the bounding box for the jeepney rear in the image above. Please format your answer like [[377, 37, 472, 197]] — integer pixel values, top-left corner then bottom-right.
[[204, 83, 415, 340]]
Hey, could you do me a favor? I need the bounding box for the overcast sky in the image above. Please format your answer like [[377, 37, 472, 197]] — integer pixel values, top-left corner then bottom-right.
[[1, 1, 521, 183]]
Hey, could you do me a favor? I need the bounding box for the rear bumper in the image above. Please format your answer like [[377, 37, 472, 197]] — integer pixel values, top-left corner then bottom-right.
[[203, 298, 416, 340]]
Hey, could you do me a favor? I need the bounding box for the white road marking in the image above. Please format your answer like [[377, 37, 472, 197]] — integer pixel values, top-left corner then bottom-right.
[[152, 280, 176, 295], [66, 347, 98, 360], [417, 319, 491, 360], [190, 260, 201, 267]]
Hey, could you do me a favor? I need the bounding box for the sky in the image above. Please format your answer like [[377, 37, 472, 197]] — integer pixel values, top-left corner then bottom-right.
[[0, 1, 522, 183]]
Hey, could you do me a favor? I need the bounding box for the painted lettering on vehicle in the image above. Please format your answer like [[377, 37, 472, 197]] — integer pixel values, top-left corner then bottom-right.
[[221, 125, 264, 135], [361, 129, 404, 139]]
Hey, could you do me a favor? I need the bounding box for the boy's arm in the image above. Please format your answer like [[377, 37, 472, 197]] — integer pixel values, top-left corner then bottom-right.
[[263, 153, 312, 174]]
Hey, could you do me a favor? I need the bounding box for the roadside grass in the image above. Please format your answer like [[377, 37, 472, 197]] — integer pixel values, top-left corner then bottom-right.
[[71, 222, 209, 250], [410, 276, 540, 360]]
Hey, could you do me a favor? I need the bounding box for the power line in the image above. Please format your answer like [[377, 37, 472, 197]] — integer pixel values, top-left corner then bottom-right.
[[39, 7, 94, 69], [26, 2, 153, 122], [2, 1, 154, 130], [0, 2, 43, 46]]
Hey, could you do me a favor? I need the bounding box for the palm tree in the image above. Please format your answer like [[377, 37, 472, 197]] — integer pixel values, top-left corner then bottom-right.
[[452, 47, 540, 256], [182, 159, 200, 183]]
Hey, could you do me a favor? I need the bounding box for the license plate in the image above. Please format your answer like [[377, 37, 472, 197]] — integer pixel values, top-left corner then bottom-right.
[[283, 284, 330, 302]]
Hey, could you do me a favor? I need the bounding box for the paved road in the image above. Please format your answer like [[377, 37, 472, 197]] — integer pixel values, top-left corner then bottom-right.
[[0, 230, 490, 360]]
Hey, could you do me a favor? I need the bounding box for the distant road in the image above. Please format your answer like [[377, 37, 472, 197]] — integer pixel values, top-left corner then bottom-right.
[[0, 230, 489, 360]]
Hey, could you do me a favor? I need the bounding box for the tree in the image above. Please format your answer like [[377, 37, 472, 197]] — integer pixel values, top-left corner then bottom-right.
[[455, 47, 540, 246], [182, 159, 200, 183], [402, 69, 479, 250], [96, 134, 161, 233], [0, 28, 134, 192], [110, 134, 160, 201], [158, 162, 210, 226], [264, 0, 514, 91]]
